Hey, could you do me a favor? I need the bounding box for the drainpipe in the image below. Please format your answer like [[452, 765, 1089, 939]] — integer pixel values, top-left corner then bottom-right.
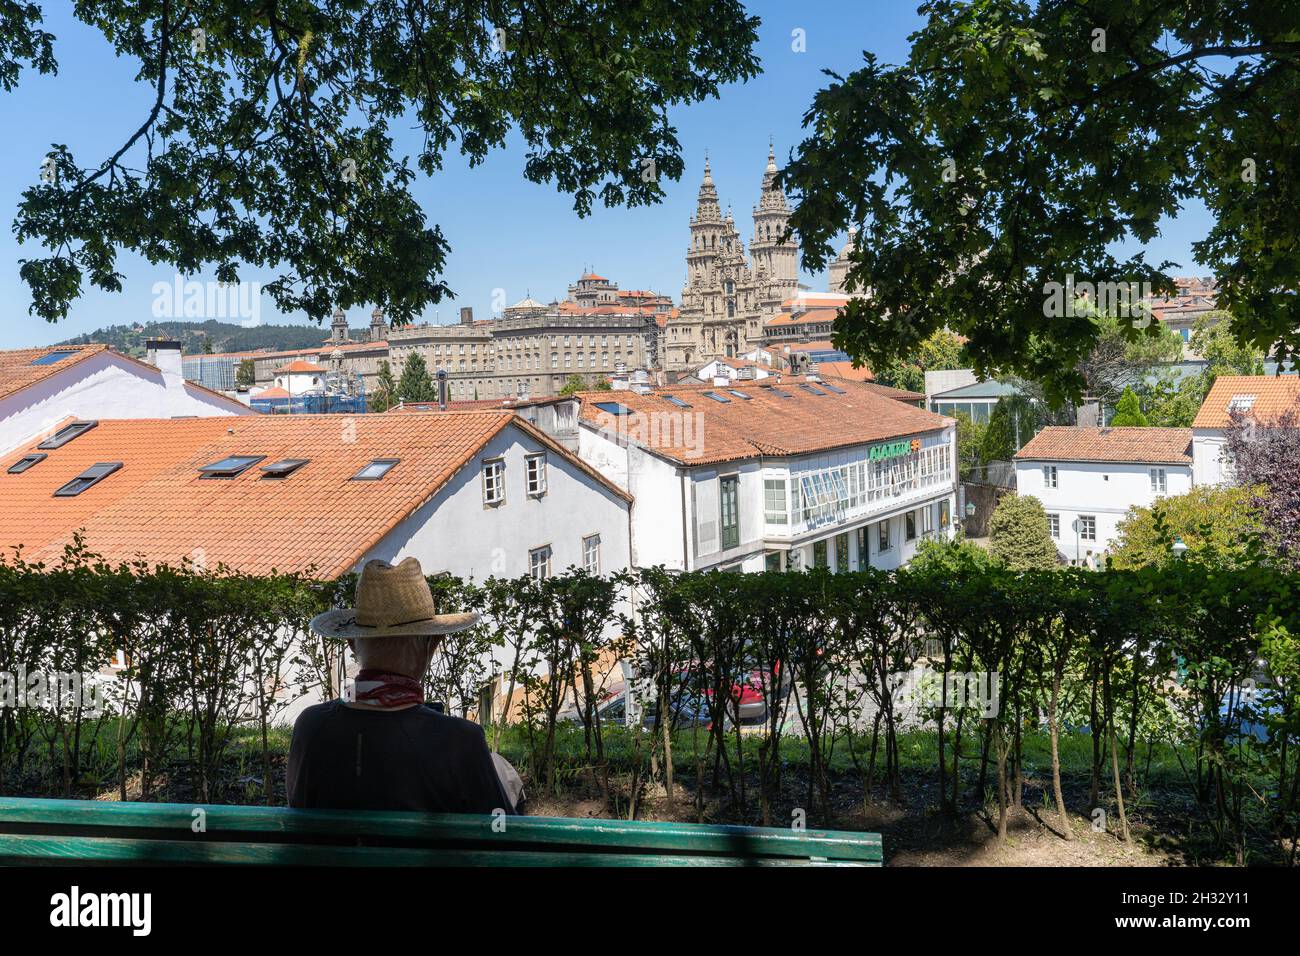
[[679, 472, 690, 571]]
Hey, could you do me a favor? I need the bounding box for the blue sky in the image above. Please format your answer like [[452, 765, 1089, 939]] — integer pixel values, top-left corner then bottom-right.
[[0, 0, 1211, 349]]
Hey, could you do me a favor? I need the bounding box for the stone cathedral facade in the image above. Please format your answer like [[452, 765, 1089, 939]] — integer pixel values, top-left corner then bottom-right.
[[663, 146, 800, 371]]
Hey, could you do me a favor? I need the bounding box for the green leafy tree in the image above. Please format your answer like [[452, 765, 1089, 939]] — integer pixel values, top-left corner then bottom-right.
[[397, 353, 436, 403], [875, 329, 966, 392], [558, 374, 589, 396], [980, 393, 1038, 462], [780, 4, 1300, 402], [953, 410, 987, 481], [7, 3, 760, 324], [1109, 388, 1149, 427], [1142, 313, 1267, 426], [987, 494, 1059, 570], [235, 358, 255, 388], [1111, 486, 1265, 569], [370, 360, 398, 412]]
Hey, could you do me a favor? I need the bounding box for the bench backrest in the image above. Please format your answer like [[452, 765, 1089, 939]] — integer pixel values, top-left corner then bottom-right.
[[0, 798, 883, 866]]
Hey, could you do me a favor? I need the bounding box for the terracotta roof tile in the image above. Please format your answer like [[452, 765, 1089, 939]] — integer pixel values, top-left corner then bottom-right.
[[0, 412, 523, 578], [0, 345, 109, 400], [1014, 426, 1192, 465], [577, 377, 950, 466], [1192, 375, 1300, 428]]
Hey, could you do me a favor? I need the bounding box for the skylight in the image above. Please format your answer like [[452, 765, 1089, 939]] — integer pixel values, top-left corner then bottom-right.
[[702, 391, 731, 404], [198, 455, 266, 479], [799, 384, 828, 396], [37, 421, 98, 450], [662, 395, 692, 409], [54, 462, 121, 497], [7, 453, 46, 475], [594, 401, 634, 416], [726, 389, 752, 401], [30, 350, 78, 366], [767, 387, 792, 398], [259, 458, 309, 479], [820, 382, 847, 394], [352, 458, 399, 480]]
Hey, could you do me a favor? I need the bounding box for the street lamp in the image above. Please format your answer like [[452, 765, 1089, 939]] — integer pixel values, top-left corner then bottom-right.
[[1171, 537, 1188, 559]]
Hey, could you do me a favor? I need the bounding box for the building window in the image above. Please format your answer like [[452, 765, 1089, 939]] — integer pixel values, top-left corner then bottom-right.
[[1150, 468, 1167, 494], [765, 552, 782, 572], [1079, 515, 1097, 541], [529, 545, 552, 581], [482, 459, 505, 505], [1047, 513, 1060, 538], [763, 478, 787, 524], [1043, 465, 1058, 489], [878, 520, 891, 553], [835, 533, 849, 571], [582, 534, 601, 574], [813, 540, 828, 568], [905, 511, 917, 541], [719, 475, 740, 550], [857, 527, 869, 568], [920, 507, 934, 537], [526, 453, 547, 496], [939, 498, 951, 530]]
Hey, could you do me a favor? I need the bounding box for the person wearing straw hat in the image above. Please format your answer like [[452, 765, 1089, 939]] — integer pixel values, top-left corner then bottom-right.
[[288, 557, 518, 814]]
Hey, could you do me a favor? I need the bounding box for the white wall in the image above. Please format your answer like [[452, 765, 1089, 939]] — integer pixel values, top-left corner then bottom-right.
[[0, 351, 251, 453], [1015, 459, 1193, 564], [1193, 429, 1229, 486], [365, 423, 631, 582]]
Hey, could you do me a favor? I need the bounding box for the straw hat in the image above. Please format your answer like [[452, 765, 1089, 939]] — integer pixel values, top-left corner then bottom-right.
[[310, 558, 479, 640]]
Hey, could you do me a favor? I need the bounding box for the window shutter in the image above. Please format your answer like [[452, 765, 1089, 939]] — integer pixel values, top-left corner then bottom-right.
[[693, 472, 719, 556]]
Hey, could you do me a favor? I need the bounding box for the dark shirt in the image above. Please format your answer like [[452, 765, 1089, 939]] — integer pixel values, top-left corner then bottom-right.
[[287, 700, 516, 814]]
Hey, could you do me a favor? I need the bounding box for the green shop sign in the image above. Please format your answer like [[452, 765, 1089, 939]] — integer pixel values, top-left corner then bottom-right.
[[869, 438, 920, 462]]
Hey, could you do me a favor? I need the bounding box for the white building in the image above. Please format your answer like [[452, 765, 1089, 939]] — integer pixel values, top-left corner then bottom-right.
[[570, 376, 958, 572], [0, 341, 252, 453], [1191, 374, 1300, 485], [1013, 427, 1194, 565]]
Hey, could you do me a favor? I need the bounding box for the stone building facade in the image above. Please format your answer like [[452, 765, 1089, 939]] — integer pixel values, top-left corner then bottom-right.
[[663, 146, 800, 371]]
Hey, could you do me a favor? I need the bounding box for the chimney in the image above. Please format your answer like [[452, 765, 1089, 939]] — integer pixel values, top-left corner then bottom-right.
[[145, 338, 184, 388], [436, 369, 449, 410], [713, 375, 729, 387], [459, 307, 474, 326]]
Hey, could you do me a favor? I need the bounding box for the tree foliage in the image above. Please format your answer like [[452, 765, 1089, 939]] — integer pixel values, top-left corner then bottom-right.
[[1225, 406, 1300, 568], [987, 494, 1058, 570], [6, 1, 760, 324], [396, 353, 436, 403], [369, 360, 398, 412], [1111, 485, 1265, 569], [1109, 388, 1149, 427], [779, 2, 1300, 403]]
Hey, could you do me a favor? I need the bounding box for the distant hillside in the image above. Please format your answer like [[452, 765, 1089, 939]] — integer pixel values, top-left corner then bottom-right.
[[57, 320, 367, 357]]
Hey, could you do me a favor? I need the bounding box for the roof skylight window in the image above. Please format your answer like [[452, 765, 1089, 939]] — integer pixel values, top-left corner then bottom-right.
[[259, 459, 309, 479], [54, 462, 121, 497], [30, 350, 78, 366], [198, 455, 266, 479], [352, 458, 399, 481], [662, 395, 692, 409], [7, 453, 47, 474], [726, 390, 752, 400], [702, 391, 731, 404], [799, 384, 828, 396], [37, 421, 98, 449], [820, 382, 847, 394], [594, 401, 634, 416]]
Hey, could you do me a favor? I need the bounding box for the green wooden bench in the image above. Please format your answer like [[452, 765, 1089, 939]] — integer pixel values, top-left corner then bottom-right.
[[0, 797, 882, 866]]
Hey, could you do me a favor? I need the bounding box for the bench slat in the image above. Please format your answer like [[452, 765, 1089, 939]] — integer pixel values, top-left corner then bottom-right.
[[0, 833, 876, 867], [0, 798, 882, 863]]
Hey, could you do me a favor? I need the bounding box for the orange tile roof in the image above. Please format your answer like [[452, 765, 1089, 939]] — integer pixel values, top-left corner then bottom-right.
[[577, 377, 950, 466], [1014, 426, 1192, 465], [1192, 375, 1300, 428], [814, 361, 875, 382], [786, 340, 838, 352], [0, 411, 620, 579], [277, 359, 326, 374], [0, 345, 109, 400], [251, 386, 291, 399]]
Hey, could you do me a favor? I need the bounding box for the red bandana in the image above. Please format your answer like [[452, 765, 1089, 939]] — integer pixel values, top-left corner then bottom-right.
[[351, 670, 425, 709]]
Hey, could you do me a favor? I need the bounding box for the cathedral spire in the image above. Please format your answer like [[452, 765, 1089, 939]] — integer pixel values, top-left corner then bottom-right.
[[694, 154, 721, 222]]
